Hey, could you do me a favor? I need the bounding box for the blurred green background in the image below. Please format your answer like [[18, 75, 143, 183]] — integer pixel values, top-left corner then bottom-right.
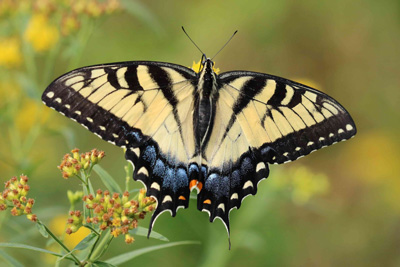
[[1, 0, 399, 266]]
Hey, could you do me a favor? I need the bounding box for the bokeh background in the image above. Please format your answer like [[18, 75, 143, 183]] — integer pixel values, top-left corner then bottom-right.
[[1, 0, 399, 266]]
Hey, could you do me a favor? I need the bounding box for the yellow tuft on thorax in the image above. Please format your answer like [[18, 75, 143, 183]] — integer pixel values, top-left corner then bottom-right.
[[191, 60, 220, 74]]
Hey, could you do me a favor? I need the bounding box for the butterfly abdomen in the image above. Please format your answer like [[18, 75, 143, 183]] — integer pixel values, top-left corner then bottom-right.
[[193, 59, 219, 154]]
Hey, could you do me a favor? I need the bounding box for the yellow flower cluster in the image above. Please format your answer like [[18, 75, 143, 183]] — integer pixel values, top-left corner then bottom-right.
[[66, 189, 156, 244], [0, 0, 122, 58], [1, 0, 121, 18], [65, 210, 84, 234], [67, 0, 121, 17], [0, 37, 22, 68], [58, 148, 105, 179], [24, 13, 60, 52], [0, 175, 37, 222]]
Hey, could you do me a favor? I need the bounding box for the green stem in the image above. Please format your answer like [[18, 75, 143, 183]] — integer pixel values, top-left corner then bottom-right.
[[124, 163, 131, 192], [83, 225, 100, 236], [41, 222, 81, 265], [88, 229, 113, 262], [75, 174, 88, 186], [67, 15, 95, 70]]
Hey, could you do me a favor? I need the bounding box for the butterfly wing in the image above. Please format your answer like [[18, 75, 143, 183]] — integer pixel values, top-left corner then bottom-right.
[[42, 61, 199, 233], [199, 71, 356, 233]]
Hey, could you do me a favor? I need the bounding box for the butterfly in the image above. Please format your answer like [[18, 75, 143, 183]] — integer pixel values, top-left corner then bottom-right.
[[42, 54, 356, 243]]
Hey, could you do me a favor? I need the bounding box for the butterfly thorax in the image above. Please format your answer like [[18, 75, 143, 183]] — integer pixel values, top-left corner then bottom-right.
[[193, 59, 218, 154]]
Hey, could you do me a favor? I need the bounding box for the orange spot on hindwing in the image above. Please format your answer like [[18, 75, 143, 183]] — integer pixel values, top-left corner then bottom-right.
[[197, 182, 203, 191], [189, 180, 203, 193], [189, 180, 198, 190], [203, 199, 211, 205], [178, 196, 186, 201]]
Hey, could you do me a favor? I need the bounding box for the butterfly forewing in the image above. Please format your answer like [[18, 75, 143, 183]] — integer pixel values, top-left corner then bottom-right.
[[217, 71, 357, 164]]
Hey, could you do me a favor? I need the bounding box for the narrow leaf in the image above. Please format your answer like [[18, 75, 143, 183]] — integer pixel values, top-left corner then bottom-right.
[[36, 221, 48, 238], [130, 227, 169, 241], [73, 233, 97, 251], [93, 261, 117, 267], [106, 241, 201, 265], [0, 249, 24, 267], [0, 243, 63, 257], [92, 165, 122, 194]]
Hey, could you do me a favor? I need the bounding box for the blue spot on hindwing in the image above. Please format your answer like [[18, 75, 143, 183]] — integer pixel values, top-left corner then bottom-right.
[[201, 165, 207, 179], [153, 159, 165, 177], [205, 173, 229, 198], [162, 167, 189, 192], [129, 132, 142, 143], [176, 168, 189, 188], [189, 163, 199, 177], [143, 145, 156, 166], [231, 170, 241, 187], [162, 167, 175, 191], [240, 157, 253, 175]]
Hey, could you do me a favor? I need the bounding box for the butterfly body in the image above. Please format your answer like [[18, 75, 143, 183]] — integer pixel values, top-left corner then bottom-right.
[[42, 56, 356, 239]]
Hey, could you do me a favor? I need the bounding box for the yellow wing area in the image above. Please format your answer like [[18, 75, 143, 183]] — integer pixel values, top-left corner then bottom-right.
[[43, 62, 197, 164]]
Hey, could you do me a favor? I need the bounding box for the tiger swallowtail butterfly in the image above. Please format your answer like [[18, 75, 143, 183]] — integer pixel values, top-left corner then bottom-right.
[[42, 52, 356, 245]]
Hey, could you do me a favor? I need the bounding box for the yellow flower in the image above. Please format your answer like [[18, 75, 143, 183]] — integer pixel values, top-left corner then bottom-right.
[[50, 214, 91, 249], [0, 37, 22, 68], [24, 13, 59, 52], [191, 60, 220, 74], [15, 98, 50, 134], [43, 214, 91, 263]]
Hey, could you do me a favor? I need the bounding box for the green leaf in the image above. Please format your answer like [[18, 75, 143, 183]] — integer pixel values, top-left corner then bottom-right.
[[106, 241, 201, 265], [92, 165, 122, 194], [73, 233, 97, 251], [0, 243, 63, 257], [0, 249, 24, 267], [92, 261, 117, 267], [36, 221, 48, 238], [130, 226, 169, 241]]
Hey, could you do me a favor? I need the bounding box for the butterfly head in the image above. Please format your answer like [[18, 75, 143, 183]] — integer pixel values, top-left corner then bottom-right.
[[201, 54, 214, 68], [193, 54, 219, 74]]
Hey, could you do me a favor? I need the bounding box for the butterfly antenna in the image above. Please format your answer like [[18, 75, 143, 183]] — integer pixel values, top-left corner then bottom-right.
[[182, 26, 204, 55], [211, 30, 238, 60]]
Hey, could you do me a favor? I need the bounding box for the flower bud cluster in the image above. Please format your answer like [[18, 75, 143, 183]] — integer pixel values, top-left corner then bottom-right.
[[58, 148, 105, 179], [66, 189, 156, 244], [65, 210, 83, 234], [0, 175, 37, 222]]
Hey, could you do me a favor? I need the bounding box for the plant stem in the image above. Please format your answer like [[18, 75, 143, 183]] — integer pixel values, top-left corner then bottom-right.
[[41, 222, 81, 265], [88, 229, 113, 262]]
